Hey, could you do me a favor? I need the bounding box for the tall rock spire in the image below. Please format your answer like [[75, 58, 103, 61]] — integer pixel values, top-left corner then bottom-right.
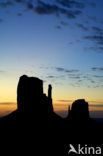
[[48, 84, 52, 99], [68, 105, 71, 114], [48, 84, 53, 113]]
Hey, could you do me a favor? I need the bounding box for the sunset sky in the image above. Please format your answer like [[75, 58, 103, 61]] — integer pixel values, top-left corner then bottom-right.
[[0, 0, 103, 118]]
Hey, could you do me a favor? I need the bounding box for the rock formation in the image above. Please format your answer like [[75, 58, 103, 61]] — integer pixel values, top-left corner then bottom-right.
[[69, 99, 89, 121], [1, 75, 60, 120]]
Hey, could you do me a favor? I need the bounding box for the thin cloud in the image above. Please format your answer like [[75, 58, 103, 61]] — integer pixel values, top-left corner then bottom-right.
[[60, 21, 68, 26], [68, 41, 74, 44], [0, 70, 5, 73], [0, 0, 83, 20], [94, 75, 103, 78], [88, 2, 96, 8], [89, 104, 103, 108], [56, 99, 73, 103], [15, 0, 23, 3], [26, 2, 34, 9], [91, 67, 103, 72], [47, 76, 55, 79], [90, 80, 95, 83], [34, 0, 82, 18], [46, 74, 65, 80], [92, 26, 103, 33], [76, 23, 88, 31], [87, 46, 103, 52], [17, 13, 22, 16], [0, 1, 13, 8], [55, 67, 79, 73], [55, 25, 61, 29], [55, 67, 65, 72], [0, 102, 16, 105], [0, 19, 4, 23], [56, 0, 85, 9], [84, 35, 103, 45], [88, 16, 97, 21], [68, 76, 80, 79]]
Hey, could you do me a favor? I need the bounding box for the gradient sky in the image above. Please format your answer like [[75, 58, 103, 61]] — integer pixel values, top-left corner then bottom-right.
[[0, 0, 103, 117]]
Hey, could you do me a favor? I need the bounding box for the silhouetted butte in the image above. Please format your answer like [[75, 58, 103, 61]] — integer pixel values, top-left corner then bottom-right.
[[69, 99, 89, 121], [1, 75, 60, 120]]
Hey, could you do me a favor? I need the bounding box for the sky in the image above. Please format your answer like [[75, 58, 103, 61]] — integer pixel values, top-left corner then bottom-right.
[[0, 0, 103, 118]]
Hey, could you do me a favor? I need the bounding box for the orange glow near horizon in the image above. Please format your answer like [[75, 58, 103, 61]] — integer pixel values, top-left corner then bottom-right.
[[0, 98, 103, 118], [0, 103, 17, 117], [0, 79, 103, 118]]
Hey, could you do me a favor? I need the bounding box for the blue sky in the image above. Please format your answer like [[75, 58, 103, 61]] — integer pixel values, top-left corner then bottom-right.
[[0, 0, 103, 117]]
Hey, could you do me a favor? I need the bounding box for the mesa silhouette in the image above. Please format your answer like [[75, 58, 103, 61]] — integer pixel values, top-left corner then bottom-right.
[[1, 75, 60, 120], [0, 74, 102, 130]]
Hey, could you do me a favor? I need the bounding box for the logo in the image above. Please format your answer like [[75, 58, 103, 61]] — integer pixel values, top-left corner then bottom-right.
[[68, 144, 102, 155], [68, 144, 78, 154]]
